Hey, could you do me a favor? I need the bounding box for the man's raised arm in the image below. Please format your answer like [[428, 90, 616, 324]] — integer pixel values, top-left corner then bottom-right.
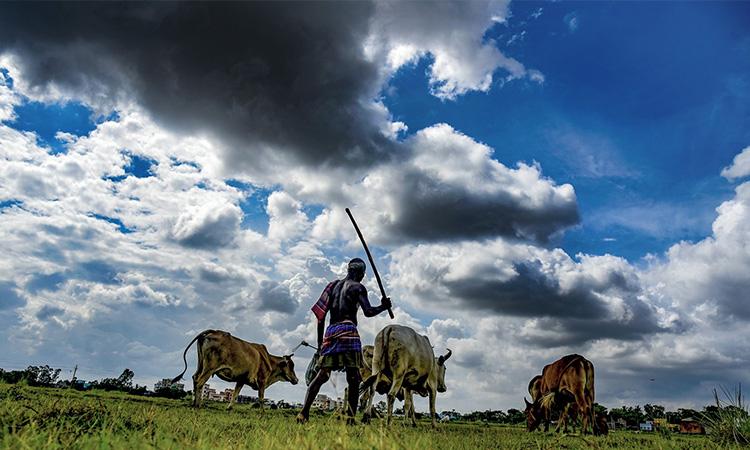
[[357, 285, 392, 317]]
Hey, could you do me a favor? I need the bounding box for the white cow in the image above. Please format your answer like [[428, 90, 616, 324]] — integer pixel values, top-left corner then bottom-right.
[[360, 324, 452, 427]]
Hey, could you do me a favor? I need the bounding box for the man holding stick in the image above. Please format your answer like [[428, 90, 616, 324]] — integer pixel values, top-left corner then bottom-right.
[[296, 258, 391, 424]]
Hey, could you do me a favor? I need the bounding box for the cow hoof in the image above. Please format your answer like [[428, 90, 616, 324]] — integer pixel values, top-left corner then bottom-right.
[[296, 413, 308, 424]]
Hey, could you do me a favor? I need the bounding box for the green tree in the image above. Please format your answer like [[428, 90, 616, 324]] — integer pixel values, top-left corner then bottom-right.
[[506, 408, 525, 424], [610, 406, 645, 427], [678, 408, 699, 420], [644, 404, 665, 420], [116, 368, 134, 390], [666, 410, 681, 424]]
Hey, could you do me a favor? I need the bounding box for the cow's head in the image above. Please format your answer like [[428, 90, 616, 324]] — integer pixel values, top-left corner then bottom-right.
[[435, 349, 452, 393], [524, 397, 544, 432], [279, 354, 299, 385]]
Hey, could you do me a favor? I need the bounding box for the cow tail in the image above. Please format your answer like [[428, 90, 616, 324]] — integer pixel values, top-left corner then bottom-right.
[[171, 330, 208, 384], [359, 326, 390, 395]]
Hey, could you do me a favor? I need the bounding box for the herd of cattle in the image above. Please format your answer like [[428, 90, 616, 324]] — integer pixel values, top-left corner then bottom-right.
[[171, 325, 606, 434]]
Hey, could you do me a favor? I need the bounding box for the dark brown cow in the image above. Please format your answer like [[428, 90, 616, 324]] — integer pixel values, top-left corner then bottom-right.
[[524, 354, 597, 434], [171, 329, 298, 409], [528, 375, 578, 433]]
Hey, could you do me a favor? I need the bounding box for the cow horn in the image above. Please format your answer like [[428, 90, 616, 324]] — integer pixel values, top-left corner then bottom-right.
[[443, 348, 452, 361], [524, 397, 531, 408]]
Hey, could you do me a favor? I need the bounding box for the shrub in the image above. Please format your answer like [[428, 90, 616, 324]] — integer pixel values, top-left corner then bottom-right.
[[702, 385, 750, 446]]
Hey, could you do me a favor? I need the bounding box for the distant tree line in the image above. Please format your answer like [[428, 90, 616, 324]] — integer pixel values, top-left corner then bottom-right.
[[0, 365, 187, 399], [431, 402, 746, 427], [0, 365, 61, 387]]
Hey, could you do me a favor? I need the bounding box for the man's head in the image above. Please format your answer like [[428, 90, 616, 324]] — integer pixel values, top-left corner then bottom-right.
[[347, 258, 366, 281]]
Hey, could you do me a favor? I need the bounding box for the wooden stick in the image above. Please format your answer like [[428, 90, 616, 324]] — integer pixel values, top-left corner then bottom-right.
[[345, 208, 394, 319]]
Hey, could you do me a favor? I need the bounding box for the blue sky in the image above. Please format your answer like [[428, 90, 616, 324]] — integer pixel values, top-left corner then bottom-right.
[[384, 1, 750, 261], [1, 1, 750, 413]]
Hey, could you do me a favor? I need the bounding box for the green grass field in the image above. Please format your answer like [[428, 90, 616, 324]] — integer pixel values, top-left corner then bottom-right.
[[0, 384, 732, 449]]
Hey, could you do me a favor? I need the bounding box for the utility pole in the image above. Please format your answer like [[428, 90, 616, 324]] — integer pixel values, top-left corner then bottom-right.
[[71, 364, 78, 387]]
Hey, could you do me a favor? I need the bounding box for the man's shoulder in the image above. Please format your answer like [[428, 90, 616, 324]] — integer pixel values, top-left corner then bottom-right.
[[324, 280, 341, 290], [345, 280, 366, 293]]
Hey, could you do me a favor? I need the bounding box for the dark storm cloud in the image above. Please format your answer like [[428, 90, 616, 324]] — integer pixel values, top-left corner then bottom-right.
[[389, 170, 580, 243], [255, 280, 298, 314], [440, 261, 665, 345], [169, 204, 242, 249], [0, 2, 395, 173]]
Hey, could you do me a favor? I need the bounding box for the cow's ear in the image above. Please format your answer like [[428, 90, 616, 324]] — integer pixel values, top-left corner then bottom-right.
[[437, 355, 445, 366]]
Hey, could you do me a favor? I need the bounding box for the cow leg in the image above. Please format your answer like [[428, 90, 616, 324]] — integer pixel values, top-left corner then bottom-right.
[[258, 385, 266, 414], [386, 393, 395, 427], [429, 388, 438, 428], [555, 403, 567, 433], [570, 389, 590, 434], [227, 381, 243, 411], [386, 376, 404, 427], [361, 385, 374, 423], [192, 369, 212, 408], [404, 390, 416, 427]]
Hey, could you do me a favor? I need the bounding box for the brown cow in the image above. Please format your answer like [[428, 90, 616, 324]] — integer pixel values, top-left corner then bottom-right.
[[528, 375, 578, 433], [524, 354, 597, 434], [171, 329, 298, 409]]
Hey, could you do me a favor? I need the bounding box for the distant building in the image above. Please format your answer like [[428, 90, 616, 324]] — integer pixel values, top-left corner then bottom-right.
[[219, 389, 234, 402], [639, 421, 654, 432], [312, 394, 338, 410], [680, 418, 705, 434], [73, 379, 92, 390], [607, 418, 627, 430], [202, 384, 222, 401], [154, 378, 184, 391]]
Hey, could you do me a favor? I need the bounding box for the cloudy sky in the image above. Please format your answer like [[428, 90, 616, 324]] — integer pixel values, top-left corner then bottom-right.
[[1, 2, 749, 413]]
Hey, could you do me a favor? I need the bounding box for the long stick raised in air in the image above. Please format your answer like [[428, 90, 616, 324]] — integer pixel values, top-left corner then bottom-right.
[[345, 208, 394, 319]]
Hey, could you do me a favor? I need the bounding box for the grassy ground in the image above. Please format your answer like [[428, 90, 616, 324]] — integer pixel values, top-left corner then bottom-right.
[[0, 384, 732, 449]]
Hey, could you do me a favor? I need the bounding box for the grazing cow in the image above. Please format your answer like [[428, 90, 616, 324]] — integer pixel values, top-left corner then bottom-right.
[[360, 324, 452, 427], [358, 345, 412, 424], [527, 375, 553, 431], [524, 354, 597, 434], [358, 345, 376, 417], [528, 375, 577, 433], [171, 329, 298, 409]]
